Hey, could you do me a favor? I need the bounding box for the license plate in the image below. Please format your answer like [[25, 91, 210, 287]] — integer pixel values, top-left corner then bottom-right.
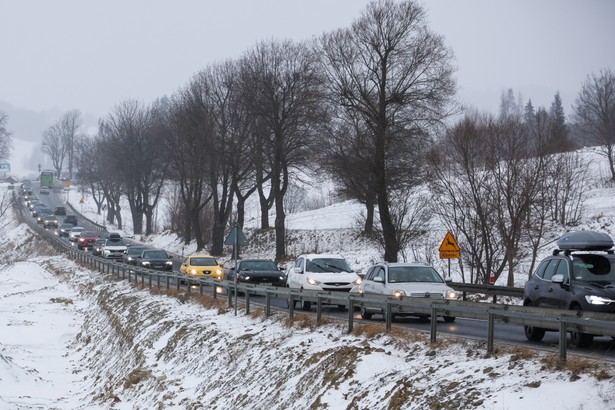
[[261, 282, 272, 286]]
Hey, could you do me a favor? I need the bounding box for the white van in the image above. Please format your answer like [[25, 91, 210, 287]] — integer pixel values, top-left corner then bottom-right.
[[286, 253, 362, 311]]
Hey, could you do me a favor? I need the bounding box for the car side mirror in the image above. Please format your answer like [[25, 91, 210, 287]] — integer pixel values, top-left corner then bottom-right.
[[293, 267, 303, 274], [551, 274, 564, 284], [278, 265, 285, 271], [373, 276, 384, 283]]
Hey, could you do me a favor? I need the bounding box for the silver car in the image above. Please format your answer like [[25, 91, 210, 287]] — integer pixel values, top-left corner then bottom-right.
[[354, 262, 457, 322]]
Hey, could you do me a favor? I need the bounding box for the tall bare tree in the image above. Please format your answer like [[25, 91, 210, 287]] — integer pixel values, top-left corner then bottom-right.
[[320, 0, 456, 262], [0, 112, 12, 162], [574, 68, 615, 180], [41, 123, 66, 177], [239, 39, 327, 261]]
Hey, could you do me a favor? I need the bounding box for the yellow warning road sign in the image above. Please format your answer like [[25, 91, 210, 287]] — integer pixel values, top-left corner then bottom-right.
[[439, 231, 460, 259]]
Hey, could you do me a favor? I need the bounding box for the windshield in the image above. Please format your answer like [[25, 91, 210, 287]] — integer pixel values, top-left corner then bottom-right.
[[127, 247, 146, 255], [572, 254, 615, 284], [189, 257, 218, 267], [388, 266, 444, 283], [239, 260, 277, 271], [143, 250, 168, 259], [306, 258, 352, 273]]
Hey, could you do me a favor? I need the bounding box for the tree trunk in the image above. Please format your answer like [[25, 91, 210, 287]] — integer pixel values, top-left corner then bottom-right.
[[274, 193, 286, 261], [210, 220, 225, 256]]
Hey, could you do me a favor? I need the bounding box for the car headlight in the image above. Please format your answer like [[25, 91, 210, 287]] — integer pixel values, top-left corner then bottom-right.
[[142, 261, 150, 266], [241, 275, 251, 281], [446, 290, 458, 299], [127, 256, 134, 261], [352, 277, 362, 286], [165, 261, 173, 266], [188, 268, 197, 275], [585, 295, 615, 305], [215, 268, 223, 276], [307, 276, 321, 286], [392, 290, 406, 298]]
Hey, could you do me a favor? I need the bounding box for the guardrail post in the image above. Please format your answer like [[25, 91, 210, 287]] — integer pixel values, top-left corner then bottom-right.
[[385, 300, 392, 331], [289, 295, 294, 319], [166, 275, 170, 289], [430, 307, 437, 343], [265, 291, 271, 317], [348, 298, 354, 333], [186, 280, 191, 295], [213, 283, 218, 299], [157, 275, 160, 289], [141, 272, 145, 287], [245, 291, 250, 315], [487, 312, 495, 354], [559, 321, 567, 361], [176, 276, 181, 292], [227, 287, 233, 307], [199, 282, 203, 295], [316, 296, 322, 324]]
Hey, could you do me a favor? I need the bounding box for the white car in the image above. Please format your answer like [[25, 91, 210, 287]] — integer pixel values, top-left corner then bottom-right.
[[286, 253, 361, 311], [102, 237, 128, 259], [354, 262, 457, 322], [68, 226, 85, 242]]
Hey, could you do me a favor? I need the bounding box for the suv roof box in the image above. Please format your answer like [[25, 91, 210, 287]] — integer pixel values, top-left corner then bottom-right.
[[557, 231, 614, 251]]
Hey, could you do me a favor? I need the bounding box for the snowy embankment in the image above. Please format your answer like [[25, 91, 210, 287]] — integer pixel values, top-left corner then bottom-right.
[[1, 203, 614, 409]]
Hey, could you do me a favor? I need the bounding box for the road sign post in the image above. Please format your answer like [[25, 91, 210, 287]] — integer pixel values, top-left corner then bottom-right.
[[224, 225, 247, 316]]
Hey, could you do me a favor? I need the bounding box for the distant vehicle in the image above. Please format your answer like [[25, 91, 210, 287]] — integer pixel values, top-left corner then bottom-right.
[[31, 204, 48, 217], [7, 184, 14, 190], [64, 215, 78, 225], [77, 231, 99, 250], [92, 238, 106, 256], [68, 226, 85, 242], [225, 259, 286, 287], [39, 186, 50, 195], [523, 231, 615, 348], [353, 262, 457, 322], [40, 170, 54, 188], [122, 245, 148, 265], [136, 249, 173, 271], [102, 237, 128, 259], [54, 206, 67, 216], [58, 223, 74, 237], [42, 214, 59, 229], [286, 253, 361, 311], [180, 255, 224, 280]]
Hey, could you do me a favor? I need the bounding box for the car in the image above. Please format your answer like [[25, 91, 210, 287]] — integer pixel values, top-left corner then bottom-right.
[[353, 262, 457, 322], [64, 215, 78, 225], [68, 226, 86, 242], [92, 238, 106, 256], [54, 206, 67, 216], [136, 249, 173, 271], [40, 186, 50, 194], [179, 255, 224, 280], [36, 210, 51, 224], [122, 245, 148, 265], [523, 230, 615, 348], [77, 231, 100, 250], [225, 259, 286, 287], [102, 237, 128, 259], [42, 214, 59, 229], [31, 203, 48, 217], [58, 223, 74, 237], [286, 253, 361, 311]]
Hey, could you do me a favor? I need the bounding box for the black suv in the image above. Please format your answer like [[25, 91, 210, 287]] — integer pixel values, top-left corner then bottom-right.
[[523, 231, 615, 347]]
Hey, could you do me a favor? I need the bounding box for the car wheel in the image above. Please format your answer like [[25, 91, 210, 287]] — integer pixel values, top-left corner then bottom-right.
[[337, 304, 346, 310], [570, 305, 594, 348], [301, 301, 311, 311], [360, 307, 372, 320], [443, 316, 456, 323]]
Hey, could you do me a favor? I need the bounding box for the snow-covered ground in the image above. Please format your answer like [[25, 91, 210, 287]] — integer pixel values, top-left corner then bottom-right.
[[1, 146, 615, 409]]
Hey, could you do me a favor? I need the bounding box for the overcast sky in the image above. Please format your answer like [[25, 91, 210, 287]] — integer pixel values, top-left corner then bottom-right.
[[1, 0, 614, 128]]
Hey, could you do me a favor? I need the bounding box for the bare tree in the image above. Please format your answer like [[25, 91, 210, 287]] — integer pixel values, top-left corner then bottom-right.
[[0, 112, 13, 162], [239, 38, 327, 261], [41, 123, 67, 177], [61, 110, 82, 180], [320, 0, 456, 262], [574, 68, 615, 180]]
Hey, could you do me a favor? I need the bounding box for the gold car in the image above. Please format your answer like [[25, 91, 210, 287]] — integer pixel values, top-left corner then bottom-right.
[[180, 255, 224, 280]]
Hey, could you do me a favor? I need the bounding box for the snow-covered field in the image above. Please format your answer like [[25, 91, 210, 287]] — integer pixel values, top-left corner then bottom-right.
[[1, 146, 615, 409]]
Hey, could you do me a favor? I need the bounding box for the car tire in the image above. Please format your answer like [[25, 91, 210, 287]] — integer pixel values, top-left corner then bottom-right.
[[443, 316, 456, 323], [570, 305, 594, 348], [523, 300, 546, 342], [337, 304, 346, 310], [360, 307, 372, 320]]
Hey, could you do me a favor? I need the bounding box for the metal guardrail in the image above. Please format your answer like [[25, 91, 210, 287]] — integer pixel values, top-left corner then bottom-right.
[[14, 193, 615, 361]]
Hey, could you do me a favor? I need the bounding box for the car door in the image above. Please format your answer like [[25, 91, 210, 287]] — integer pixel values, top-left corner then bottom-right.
[[288, 257, 305, 289], [547, 258, 571, 309]]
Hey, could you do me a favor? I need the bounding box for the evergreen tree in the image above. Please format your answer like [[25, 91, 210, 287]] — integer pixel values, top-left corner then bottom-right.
[[549, 91, 572, 152]]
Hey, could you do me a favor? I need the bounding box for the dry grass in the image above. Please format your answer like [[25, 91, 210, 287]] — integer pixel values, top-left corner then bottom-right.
[[540, 353, 613, 380]]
